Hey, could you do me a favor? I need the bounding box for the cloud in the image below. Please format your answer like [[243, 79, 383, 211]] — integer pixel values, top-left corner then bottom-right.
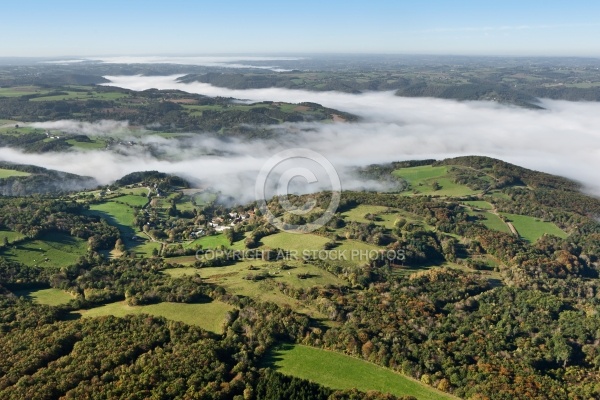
[[1, 75, 600, 202], [0, 128, 397, 203], [97, 74, 600, 195], [28, 120, 130, 136]]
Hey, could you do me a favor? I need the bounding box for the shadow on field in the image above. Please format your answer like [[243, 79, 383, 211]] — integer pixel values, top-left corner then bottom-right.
[[85, 209, 136, 240], [258, 343, 296, 370]]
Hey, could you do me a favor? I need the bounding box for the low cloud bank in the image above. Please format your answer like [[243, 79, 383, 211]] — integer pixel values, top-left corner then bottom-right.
[[1, 74, 599, 201], [28, 120, 130, 136], [99, 74, 600, 196]]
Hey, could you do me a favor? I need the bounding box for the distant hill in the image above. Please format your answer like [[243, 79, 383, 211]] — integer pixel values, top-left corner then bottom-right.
[[0, 162, 97, 196]]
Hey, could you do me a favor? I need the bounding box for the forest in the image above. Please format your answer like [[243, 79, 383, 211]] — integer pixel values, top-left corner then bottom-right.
[[0, 155, 599, 399]]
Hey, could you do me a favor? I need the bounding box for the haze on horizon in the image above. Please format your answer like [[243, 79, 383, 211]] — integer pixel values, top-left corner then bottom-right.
[[2, 0, 600, 58]]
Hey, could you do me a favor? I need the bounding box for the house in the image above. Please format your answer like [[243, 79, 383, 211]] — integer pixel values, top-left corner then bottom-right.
[[190, 229, 205, 238]]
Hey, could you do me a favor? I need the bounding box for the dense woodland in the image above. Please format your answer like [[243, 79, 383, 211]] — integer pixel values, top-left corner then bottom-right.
[[176, 57, 600, 109], [0, 85, 356, 149], [0, 154, 599, 398], [0, 162, 97, 196]]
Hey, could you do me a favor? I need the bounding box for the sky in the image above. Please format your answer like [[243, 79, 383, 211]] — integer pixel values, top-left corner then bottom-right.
[[1, 0, 600, 57]]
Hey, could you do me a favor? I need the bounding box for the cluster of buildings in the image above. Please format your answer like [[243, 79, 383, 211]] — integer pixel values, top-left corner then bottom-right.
[[190, 212, 251, 237]]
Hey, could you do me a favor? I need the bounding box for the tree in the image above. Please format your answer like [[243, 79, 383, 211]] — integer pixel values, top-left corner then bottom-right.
[[115, 238, 125, 252], [225, 228, 235, 245], [437, 378, 450, 392]]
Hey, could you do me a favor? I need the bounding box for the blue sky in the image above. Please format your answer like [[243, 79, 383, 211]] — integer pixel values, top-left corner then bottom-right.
[[2, 0, 600, 57]]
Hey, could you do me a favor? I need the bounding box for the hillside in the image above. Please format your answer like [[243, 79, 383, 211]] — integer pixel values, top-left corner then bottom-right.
[[0, 83, 357, 151], [0, 161, 97, 195], [0, 156, 599, 398]]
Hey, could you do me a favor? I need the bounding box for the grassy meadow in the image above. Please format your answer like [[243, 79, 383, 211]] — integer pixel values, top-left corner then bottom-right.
[[501, 213, 568, 242], [0, 168, 31, 178], [264, 344, 455, 400], [164, 259, 343, 319], [73, 300, 234, 334], [0, 229, 24, 243], [393, 165, 478, 197], [1, 232, 87, 267], [86, 201, 160, 256], [13, 288, 74, 306]]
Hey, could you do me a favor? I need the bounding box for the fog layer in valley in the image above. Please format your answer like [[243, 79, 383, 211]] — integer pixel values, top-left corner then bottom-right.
[[1, 74, 599, 200], [106, 74, 600, 196]]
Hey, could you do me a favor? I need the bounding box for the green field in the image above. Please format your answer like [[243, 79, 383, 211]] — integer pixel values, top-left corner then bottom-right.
[[0, 86, 50, 97], [0, 126, 40, 135], [394, 165, 448, 182], [467, 209, 512, 234], [264, 344, 455, 400], [87, 201, 136, 228], [185, 233, 231, 249], [117, 187, 149, 196], [164, 260, 343, 319], [501, 213, 568, 242], [131, 239, 162, 257], [13, 288, 74, 306], [162, 267, 201, 278], [29, 90, 127, 102], [463, 200, 493, 210], [393, 165, 477, 197], [182, 102, 324, 120], [341, 205, 393, 225], [1, 232, 87, 267], [115, 194, 149, 208], [260, 232, 330, 252], [74, 300, 234, 334], [163, 255, 198, 265], [166, 259, 345, 290], [86, 201, 159, 256], [174, 195, 197, 212], [86, 201, 137, 246], [0, 168, 31, 178], [0, 229, 24, 243], [341, 204, 424, 230], [190, 191, 218, 206], [258, 232, 384, 266], [66, 138, 106, 150], [479, 212, 512, 234]]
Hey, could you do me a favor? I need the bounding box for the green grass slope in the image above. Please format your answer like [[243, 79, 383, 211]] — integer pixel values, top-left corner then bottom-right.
[[264, 344, 456, 400]]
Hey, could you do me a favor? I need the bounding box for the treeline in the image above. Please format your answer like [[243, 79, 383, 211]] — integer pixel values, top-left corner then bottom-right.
[[436, 156, 581, 191], [0, 299, 407, 399], [0, 86, 356, 141], [446, 156, 600, 218], [0, 253, 408, 399], [179, 72, 409, 93], [396, 81, 542, 108], [114, 170, 189, 188], [179, 70, 600, 109], [300, 269, 600, 398], [0, 197, 118, 251], [0, 163, 97, 196]]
